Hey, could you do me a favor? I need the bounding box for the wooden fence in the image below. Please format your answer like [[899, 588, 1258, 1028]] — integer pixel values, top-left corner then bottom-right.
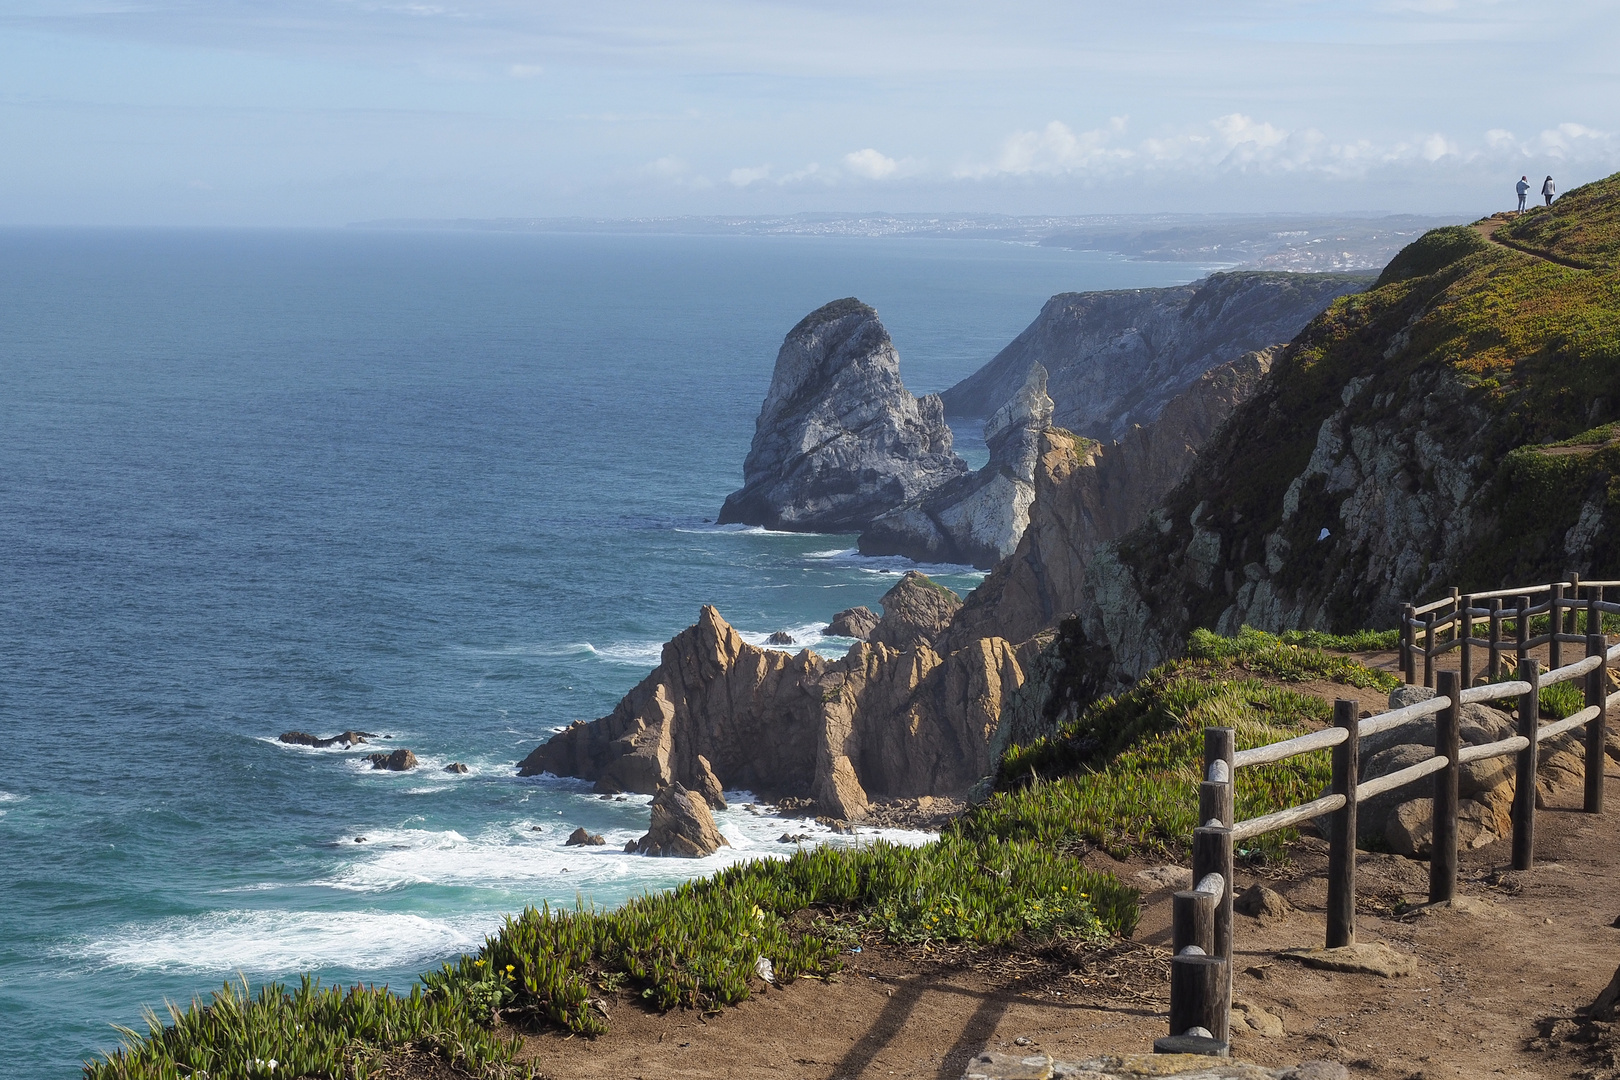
[[1156, 579, 1620, 1056]]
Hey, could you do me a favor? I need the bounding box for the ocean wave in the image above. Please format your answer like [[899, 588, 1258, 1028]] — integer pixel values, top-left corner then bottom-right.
[[255, 734, 385, 755], [671, 523, 839, 537], [68, 910, 493, 975], [570, 640, 666, 665], [801, 547, 985, 579], [735, 622, 838, 652]]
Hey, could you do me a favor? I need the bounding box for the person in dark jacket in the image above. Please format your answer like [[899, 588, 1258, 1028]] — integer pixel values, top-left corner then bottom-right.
[[1542, 175, 1557, 206]]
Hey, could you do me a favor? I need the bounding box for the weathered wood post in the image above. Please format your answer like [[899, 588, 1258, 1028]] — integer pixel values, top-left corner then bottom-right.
[[1430, 671, 1461, 904], [1191, 824, 1233, 1044], [1424, 611, 1437, 689], [1327, 699, 1359, 947], [1488, 597, 1503, 682], [1202, 727, 1236, 828], [1588, 586, 1602, 637], [1550, 583, 1565, 671], [1459, 595, 1474, 688], [1516, 596, 1530, 667], [1172, 888, 1216, 957], [1586, 631, 1607, 815], [1513, 657, 1541, 872], [1166, 955, 1227, 1048], [1570, 574, 1582, 637], [1401, 603, 1417, 685]]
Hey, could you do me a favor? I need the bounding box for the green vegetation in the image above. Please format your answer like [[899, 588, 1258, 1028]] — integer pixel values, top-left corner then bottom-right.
[[1187, 626, 1401, 688], [1274, 627, 1400, 652], [87, 976, 525, 1080]]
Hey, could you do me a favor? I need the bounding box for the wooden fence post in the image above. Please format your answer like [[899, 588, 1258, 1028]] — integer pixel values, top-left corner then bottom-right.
[[1459, 595, 1474, 688], [1550, 583, 1565, 671], [1586, 631, 1607, 815], [1167, 955, 1227, 1047], [1202, 727, 1236, 828], [1489, 598, 1503, 682], [1516, 596, 1530, 667], [1424, 611, 1437, 689], [1513, 657, 1540, 872], [1327, 699, 1359, 948], [1430, 671, 1461, 904], [1191, 825, 1233, 1044], [1401, 603, 1416, 685]]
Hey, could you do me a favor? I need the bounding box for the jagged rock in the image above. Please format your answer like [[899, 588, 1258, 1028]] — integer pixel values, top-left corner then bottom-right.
[[860, 365, 1054, 568], [564, 827, 606, 846], [626, 783, 730, 858], [952, 349, 1276, 651], [869, 571, 962, 650], [367, 749, 417, 771], [939, 272, 1369, 438], [766, 631, 796, 646], [517, 602, 1022, 818], [824, 606, 879, 640], [718, 298, 967, 532], [692, 754, 727, 810], [444, 762, 469, 774], [1235, 885, 1292, 920], [280, 730, 377, 748]]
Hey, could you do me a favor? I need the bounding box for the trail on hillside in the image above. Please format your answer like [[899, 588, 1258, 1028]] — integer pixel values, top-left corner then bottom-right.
[[1474, 212, 1594, 270]]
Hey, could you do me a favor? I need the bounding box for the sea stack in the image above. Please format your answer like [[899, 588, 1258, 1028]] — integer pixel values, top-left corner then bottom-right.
[[718, 298, 967, 532]]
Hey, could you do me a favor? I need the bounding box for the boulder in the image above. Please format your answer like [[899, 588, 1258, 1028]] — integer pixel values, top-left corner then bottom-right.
[[444, 762, 470, 774], [718, 298, 967, 532], [1234, 885, 1292, 920], [626, 783, 730, 858], [565, 827, 606, 847], [766, 631, 796, 646], [859, 364, 1053, 569], [824, 606, 880, 640], [367, 749, 418, 771], [869, 571, 962, 650]]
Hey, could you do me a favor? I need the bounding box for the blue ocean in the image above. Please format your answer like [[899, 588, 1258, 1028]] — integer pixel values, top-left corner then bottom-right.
[[0, 227, 1214, 1077]]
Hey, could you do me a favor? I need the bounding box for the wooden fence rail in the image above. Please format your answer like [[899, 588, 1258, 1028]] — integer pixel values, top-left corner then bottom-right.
[[1156, 579, 1617, 1057]]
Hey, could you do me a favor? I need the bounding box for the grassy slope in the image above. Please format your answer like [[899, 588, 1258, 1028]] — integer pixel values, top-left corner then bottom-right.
[[1113, 173, 1620, 633]]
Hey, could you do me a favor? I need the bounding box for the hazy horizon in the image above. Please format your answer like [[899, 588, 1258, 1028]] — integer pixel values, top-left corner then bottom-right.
[[2, 1, 1617, 226]]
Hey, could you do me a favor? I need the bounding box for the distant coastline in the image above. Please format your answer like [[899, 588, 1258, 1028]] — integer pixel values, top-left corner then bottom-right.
[[348, 210, 1466, 272]]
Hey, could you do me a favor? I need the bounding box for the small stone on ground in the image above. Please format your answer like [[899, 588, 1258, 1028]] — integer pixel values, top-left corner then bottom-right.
[[1279, 941, 1417, 977]]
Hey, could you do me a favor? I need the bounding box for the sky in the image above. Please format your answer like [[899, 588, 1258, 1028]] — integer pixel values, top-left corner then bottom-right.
[[1, 1, 1617, 225]]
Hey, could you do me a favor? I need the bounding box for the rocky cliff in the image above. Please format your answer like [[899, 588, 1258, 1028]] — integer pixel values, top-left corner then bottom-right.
[[857, 365, 1054, 568], [518, 572, 1024, 818], [1044, 174, 1620, 685], [948, 348, 1276, 649], [718, 298, 967, 532], [938, 272, 1370, 440]]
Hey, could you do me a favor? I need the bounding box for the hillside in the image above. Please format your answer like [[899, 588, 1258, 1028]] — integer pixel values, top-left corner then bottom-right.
[[1059, 172, 1620, 681]]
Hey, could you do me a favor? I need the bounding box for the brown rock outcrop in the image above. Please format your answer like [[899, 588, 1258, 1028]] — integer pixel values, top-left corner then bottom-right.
[[280, 730, 377, 749], [824, 606, 879, 640], [625, 783, 730, 858], [368, 748, 418, 771], [949, 349, 1276, 649], [517, 581, 1023, 818], [565, 827, 606, 846]]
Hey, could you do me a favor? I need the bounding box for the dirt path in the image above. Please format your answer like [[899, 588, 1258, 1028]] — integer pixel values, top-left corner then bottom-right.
[[515, 762, 1620, 1080], [1473, 212, 1593, 271]]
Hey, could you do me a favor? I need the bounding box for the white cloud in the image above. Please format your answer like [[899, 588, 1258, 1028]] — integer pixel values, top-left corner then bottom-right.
[[727, 165, 770, 187], [1421, 133, 1458, 161], [507, 63, 542, 79], [843, 148, 898, 179]]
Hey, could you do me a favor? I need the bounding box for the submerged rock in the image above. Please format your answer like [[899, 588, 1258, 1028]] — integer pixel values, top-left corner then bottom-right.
[[766, 631, 796, 646], [367, 749, 418, 771], [626, 783, 729, 858], [280, 730, 377, 749], [718, 298, 967, 532], [444, 762, 470, 774]]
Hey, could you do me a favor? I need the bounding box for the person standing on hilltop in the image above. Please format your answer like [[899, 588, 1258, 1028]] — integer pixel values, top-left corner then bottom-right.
[[1542, 175, 1557, 206], [1517, 175, 1530, 213]]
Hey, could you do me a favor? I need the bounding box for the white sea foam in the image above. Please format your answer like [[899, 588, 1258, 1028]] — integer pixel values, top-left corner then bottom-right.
[[571, 640, 666, 665], [736, 622, 840, 653], [256, 734, 387, 756], [672, 523, 833, 537], [70, 910, 494, 975], [802, 547, 984, 579]]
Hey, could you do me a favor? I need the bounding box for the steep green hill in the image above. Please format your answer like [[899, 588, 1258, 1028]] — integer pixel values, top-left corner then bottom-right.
[[1064, 172, 1620, 680]]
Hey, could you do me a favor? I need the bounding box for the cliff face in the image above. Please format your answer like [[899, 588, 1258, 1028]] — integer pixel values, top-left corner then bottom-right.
[[519, 573, 1024, 818], [857, 365, 1054, 569], [948, 348, 1276, 649], [938, 272, 1370, 440], [718, 298, 967, 532], [1056, 176, 1620, 684]]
